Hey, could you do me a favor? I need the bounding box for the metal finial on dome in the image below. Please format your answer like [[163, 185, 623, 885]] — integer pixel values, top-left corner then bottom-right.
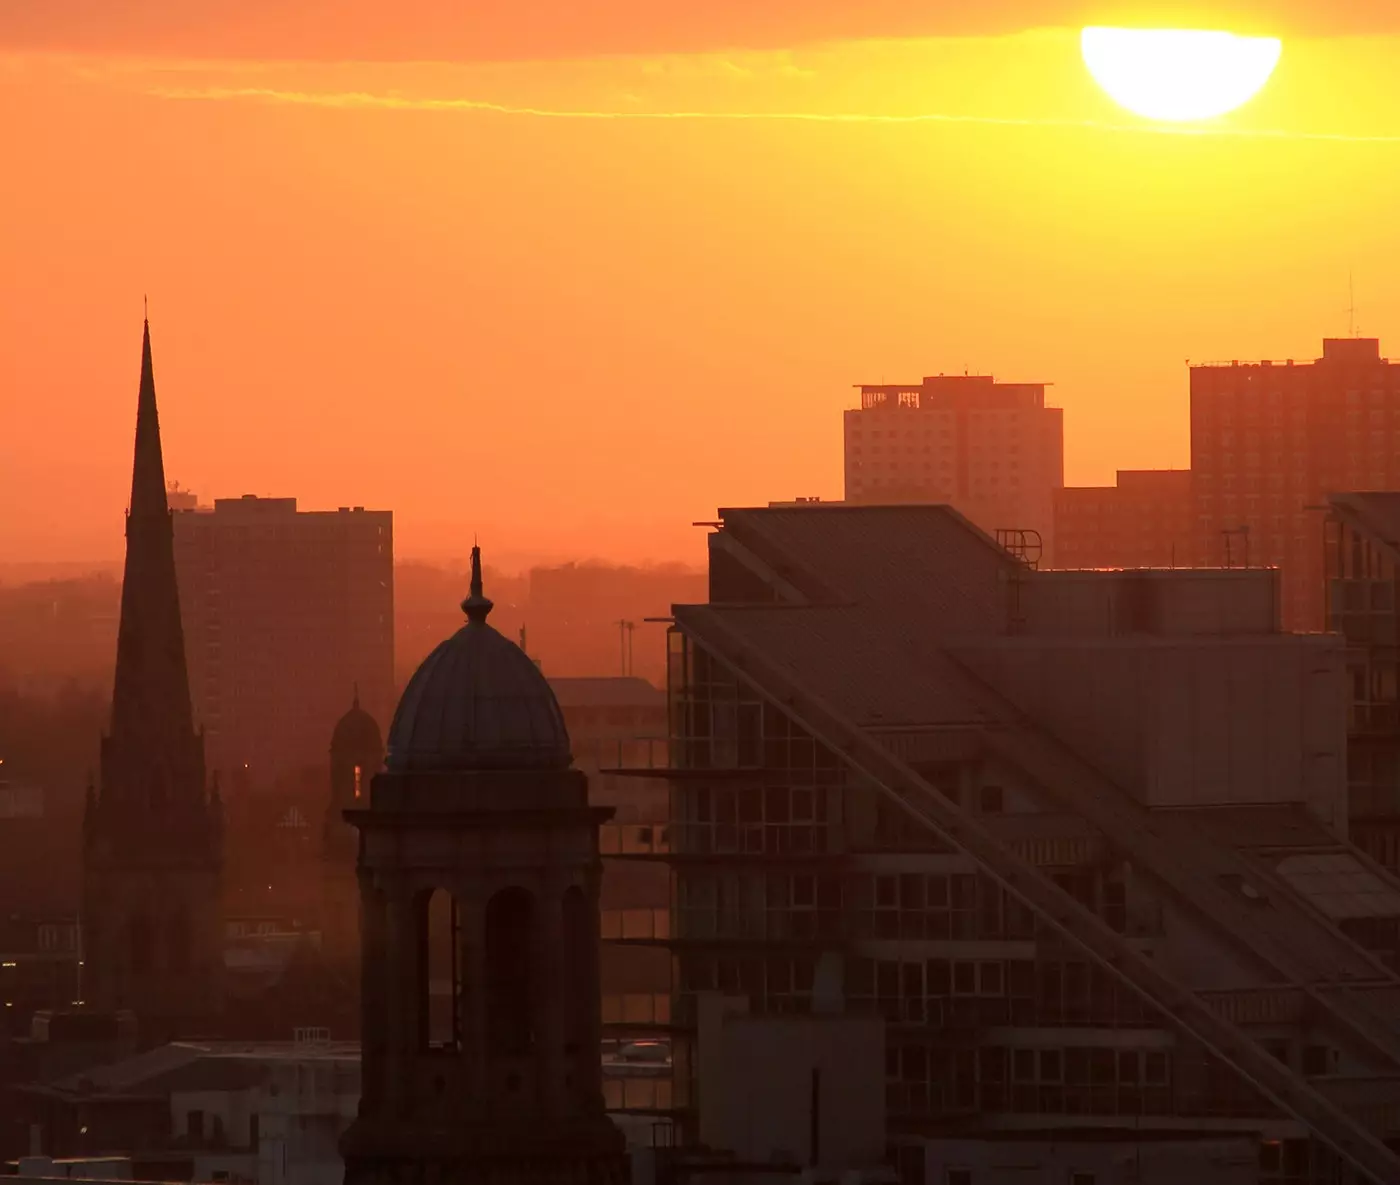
[[461, 544, 494, 625], [352, 681, 360, 710]]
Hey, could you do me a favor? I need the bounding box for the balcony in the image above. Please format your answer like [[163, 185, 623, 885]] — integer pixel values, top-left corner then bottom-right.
[[1349, 703, 1400, 736], [601, 992, 676, 1030], [1198, 987, 1306, 1026], [599, 823, 672, 857], [602, 1074, 689, 1114], [1314, 1076, 1400, 1139], [601, 908, 846, 947]]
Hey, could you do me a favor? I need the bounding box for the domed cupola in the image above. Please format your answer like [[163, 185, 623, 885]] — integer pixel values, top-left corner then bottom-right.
[[331, 686, 384, 760], [385, 546, 571, 773]]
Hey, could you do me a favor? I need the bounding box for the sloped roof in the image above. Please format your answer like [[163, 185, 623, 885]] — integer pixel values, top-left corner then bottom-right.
[[675, 604, 985, 732], [715, 504, 1015, 633], [1330, 492, 1400, 555], [54, 1042, 204, 1094]]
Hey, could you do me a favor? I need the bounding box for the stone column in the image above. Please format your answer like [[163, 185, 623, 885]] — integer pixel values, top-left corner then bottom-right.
[[383, 886, 418, 1114], [456, 896, 488, 1113], [358, 879, 388, 1115], [533, 875, 568, 1118]]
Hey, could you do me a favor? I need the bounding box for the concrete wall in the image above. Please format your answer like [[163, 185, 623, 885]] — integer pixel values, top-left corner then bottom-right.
[[956, 636, 1346, 826], [1024, 569, 1280, 638], [696, 998, 884, 1173]]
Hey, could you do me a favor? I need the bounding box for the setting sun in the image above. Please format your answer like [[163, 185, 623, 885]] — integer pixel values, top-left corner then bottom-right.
[[1081, 26, 1283, 122]]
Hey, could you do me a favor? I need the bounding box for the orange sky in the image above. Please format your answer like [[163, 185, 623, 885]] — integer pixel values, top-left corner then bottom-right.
[[3, 3, 1400, 568]]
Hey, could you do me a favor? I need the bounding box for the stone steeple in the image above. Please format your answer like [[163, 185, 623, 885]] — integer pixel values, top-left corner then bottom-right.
[[83, 317, 224, 1039]]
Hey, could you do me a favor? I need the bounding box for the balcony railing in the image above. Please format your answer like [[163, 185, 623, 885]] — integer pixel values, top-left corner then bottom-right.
[[603, 1076, 689, 1112], [601, 993, 673, 1027], [1199, 987, 1306, 1027], [601, 908, 845, 944], [600, 823, 672, 856]]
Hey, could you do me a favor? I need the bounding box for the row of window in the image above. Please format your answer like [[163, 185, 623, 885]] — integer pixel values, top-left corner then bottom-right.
[[847, 958, 1154, 1028]]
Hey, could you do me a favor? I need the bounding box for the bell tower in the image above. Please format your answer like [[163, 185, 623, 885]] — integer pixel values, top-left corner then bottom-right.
[[341, 549, 626, 1185], [322, 687, 384, 971]]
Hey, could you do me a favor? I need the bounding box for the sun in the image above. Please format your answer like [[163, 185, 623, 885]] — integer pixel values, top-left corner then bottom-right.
[[1081, 27, 1282, 122]]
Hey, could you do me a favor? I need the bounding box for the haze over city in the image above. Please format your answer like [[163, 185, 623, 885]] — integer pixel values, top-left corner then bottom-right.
[[6, 1, 1400, 564], [11, 4, 1400, 1185]]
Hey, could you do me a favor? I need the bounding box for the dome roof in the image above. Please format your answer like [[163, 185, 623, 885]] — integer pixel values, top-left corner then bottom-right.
[[331, 689, 384, 757], [385, 548, 571, 773]]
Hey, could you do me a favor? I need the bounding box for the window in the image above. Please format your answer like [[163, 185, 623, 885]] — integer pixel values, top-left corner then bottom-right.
[[978, 784, 1004, 813], [188, 1109, 205, 1140], [946, 1171, 972, 1185], [1302, 1045, 1330, 1076], [1069, 1174, 1096, 1185]]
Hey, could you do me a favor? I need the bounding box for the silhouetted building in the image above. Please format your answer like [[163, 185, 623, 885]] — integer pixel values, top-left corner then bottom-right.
[[1326, 492, 1400, 874], [844, 374, 1064, 559], [321, 691, 384, 971], [603, 503, 1400, 1182], [82, 319, 224, 1042], [340, 549, 625, 1184], [1192, 337, 1400, 630], [10, 1033, 358, 1183], [0, 916, 81, 1038], [551, 678, 670, 1006], [171, 496, 393, 792], [1053, 469, 1194, 569]]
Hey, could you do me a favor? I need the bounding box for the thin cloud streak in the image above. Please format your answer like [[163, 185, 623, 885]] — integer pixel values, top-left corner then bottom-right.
[[152, 84, 1400, 143]]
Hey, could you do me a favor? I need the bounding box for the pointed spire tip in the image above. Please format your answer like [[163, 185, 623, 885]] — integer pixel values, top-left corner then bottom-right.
[[461, 542, 494, 624]]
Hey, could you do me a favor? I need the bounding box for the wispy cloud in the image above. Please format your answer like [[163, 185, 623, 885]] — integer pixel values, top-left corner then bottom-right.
[[150, 84, 1400, 143]]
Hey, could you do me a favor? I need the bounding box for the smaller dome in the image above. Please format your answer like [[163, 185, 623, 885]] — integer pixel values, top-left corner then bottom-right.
[[385, 547, 572, 773], [331, 689, 384, 757]]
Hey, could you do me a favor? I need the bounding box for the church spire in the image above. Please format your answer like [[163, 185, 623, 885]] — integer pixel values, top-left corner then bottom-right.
[[129, 316, 171, 522], [108, 315, 198, 758]]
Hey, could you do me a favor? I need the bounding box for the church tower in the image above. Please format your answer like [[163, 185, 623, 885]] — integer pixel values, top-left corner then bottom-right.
[[322, 688, 384, 971], [82, 317, 224, 1039], [341, 549, 626, 1185]]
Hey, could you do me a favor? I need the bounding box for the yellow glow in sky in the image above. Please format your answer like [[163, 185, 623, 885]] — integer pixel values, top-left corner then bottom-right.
[[1081, 27, 1283, 122]]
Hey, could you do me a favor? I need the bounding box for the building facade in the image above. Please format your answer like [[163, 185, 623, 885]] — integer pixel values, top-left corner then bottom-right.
[[341, 550, 625, 1185], [1191, 337, 1400, 631], [1325, 492, 1400, 876], [603, 503, 1400, 1184], [844, 375, 1064, 561], [1053, 469, 1193, 570], [83, 320, 224, 1041], [171, 496, 393, 793]]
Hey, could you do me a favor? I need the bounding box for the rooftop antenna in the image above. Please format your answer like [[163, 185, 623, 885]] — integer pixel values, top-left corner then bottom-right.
[[1347, 272, 1360, 338]]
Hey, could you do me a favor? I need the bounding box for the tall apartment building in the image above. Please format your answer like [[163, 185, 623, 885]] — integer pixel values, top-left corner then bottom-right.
[[1192, 337, 1400, 631], [602, 504, 1400, 1183], [172, 496, 394, 791], [1053, 469, 1194, 569], [1325, 492, 1400, 874], [844, 375, 1064, 560]]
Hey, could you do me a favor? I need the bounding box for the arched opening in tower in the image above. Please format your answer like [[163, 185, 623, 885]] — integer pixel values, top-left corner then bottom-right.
[[417, 888, 461, 1051], [486, 887, 536, 1056]]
